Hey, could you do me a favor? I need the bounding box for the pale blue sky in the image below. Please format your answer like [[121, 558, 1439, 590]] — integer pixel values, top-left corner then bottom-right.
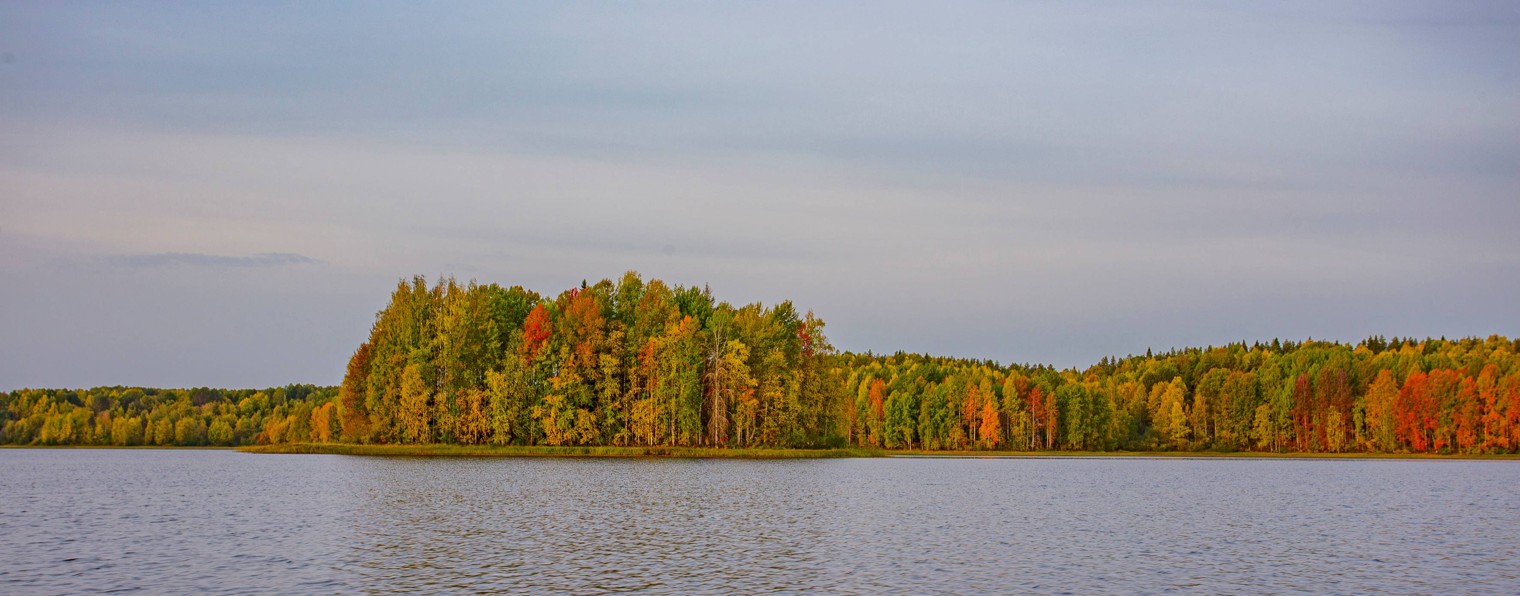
[[2, 1, 1518, 389]]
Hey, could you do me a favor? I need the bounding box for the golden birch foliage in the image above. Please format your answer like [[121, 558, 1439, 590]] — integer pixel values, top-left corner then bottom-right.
[[399, 363, 431, 444], [1365, 369, 1399, 451], [457, 388, 490, 445]]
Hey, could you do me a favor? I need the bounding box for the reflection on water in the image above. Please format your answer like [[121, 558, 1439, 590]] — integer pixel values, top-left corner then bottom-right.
[[2, 450, 1518, 593]]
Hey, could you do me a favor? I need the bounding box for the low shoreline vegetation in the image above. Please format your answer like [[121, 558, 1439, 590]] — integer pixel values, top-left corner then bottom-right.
[[5, 443, 1512, 460], [235, 443, 1517, 460], [239, 443, 880, 458], [5, 273, 1520, 456], [888, 449, 1520, 460]]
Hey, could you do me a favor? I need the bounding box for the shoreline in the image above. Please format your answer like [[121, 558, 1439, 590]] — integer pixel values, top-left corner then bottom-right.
[[232, 443, 1520, 460], [0, 445, 236, 450], [888, 449, 1520, 461], [6, 444, 1515, 460], [236, 443, 881, 459]]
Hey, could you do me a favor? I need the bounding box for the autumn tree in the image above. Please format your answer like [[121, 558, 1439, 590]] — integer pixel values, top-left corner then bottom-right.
[[337, 342, 374, 442], [978, 395, 1001, 449], [1397, 370, 1433, 452], [399, 363, 432, 443], [1364, 369, 1399, 452]]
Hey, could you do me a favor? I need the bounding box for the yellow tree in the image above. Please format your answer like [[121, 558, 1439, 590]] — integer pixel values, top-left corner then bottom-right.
[[705, 339, 755, 446], [1324, 409, 1347, 452], [1001, 373, 1029, 448], [533, 393, 572, 446], [399, 363, 431, 443], [310, 402, 337, 443], [1155, 378, 1189, 450], [630, 395, 662, 446], [456, 388, 490, 445], [1364, 369, 1399, 452]]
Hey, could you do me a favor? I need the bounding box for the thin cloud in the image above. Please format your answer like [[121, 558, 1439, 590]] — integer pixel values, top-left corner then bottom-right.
[[101, 252, 321, 269]]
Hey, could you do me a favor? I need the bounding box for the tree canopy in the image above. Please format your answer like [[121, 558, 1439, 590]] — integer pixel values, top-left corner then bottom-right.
[[6, 273, 1518, 455]]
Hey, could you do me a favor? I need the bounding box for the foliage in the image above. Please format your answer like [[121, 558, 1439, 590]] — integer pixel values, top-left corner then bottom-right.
[[837, 335, 1520, 454], [0, 385, 337, 446], [6, 271, 1517, 456], [332, 273, 844, 448]]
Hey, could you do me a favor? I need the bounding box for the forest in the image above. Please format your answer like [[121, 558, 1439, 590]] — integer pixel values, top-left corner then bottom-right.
[[0, 385, 335, 447], [4, 272, 1519, 454]]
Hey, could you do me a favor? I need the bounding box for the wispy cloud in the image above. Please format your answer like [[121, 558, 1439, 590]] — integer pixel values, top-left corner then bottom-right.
[[101, 252, 320, 269], [2, 1, 1517, 389]]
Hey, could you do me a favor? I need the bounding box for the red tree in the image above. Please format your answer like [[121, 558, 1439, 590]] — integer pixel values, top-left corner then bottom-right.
[[520, 304, 552, 360], [1454, 376, 1480, 452], [1396, 370, 1432, 452]]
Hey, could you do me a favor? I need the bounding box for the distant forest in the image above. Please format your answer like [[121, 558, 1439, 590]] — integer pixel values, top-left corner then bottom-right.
[[5, 273, 1519, 454]]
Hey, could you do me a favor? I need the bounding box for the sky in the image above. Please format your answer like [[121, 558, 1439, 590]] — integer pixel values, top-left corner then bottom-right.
[[2, 1, 1518, 390]]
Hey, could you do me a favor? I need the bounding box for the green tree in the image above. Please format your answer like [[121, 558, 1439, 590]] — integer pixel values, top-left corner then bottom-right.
[[209, 418, 235, 446]]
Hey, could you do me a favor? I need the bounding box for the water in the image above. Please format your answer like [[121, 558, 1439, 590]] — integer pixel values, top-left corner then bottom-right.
[[1, 450, 1517, 594]]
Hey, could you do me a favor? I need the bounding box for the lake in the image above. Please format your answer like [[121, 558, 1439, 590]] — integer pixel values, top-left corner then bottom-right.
[[1, 450, 1516, 594]]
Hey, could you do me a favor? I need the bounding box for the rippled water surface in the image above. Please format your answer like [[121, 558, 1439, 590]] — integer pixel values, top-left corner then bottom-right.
[[2, 450, 1518, 594]]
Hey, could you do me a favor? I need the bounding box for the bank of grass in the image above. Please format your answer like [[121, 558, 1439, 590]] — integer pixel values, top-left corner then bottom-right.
[[0, 444, 235, 450], [889, 449, 1520, 460], [239, 443, 885, 459], [237, 443, 1520, 460]]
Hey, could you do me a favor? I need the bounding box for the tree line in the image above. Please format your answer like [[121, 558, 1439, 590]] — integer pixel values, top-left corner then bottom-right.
[[4, 273, 1518, 454], [334, 273, 840, 448], [0, 385, 337, 446], [844, 335, 1520, 453]]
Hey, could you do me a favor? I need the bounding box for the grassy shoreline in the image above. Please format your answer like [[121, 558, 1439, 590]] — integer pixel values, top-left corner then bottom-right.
[[0, 445, 235, 450], [233, 443, 1520, 460], [5, 443, 1514, 460], [888, 449, 1520, 460], [237, 443, 884, 458]]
